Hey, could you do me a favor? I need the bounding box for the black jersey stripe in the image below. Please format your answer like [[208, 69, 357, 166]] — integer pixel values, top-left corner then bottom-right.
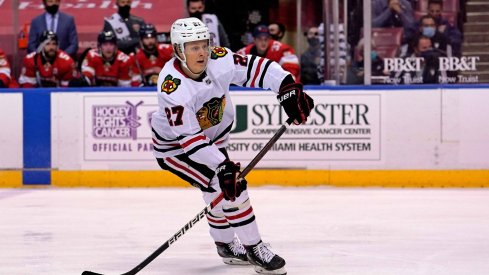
[[186, 142, 212, 156], [212, 122, 233, 144], [175, 154, 215, 179], [228, 216, 256, 228], [244, 55, 257, 87], [152, 128, 178, 142], [156, 158, 206, 190], [258, 60, 273, 88], [152, 145, 182, 153], [177, 129, 203, 141]]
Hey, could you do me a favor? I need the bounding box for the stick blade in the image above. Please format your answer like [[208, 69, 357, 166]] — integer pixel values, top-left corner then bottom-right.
[[82, 271, 104, 275]]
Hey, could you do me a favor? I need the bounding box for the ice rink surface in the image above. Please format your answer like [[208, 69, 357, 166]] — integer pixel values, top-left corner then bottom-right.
[[1, 187, 489, 275]]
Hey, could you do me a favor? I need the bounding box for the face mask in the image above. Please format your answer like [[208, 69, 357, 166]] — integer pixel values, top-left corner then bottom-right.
[[118, 5, 131, 18], [371, 51, 378, 60], [307, 37, 319, 47], [45, 4, 59, 15], [189, 11, 203, 19], [422, 27, 436, 38]]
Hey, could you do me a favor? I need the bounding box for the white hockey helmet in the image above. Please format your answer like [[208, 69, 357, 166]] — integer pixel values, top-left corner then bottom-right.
[[171, 17, 210, 64]]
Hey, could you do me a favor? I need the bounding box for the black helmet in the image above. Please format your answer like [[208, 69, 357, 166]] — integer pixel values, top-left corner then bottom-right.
[[97, 31, 117, 46], [139, 23, 158, 39], [39, 30, 58, 44]]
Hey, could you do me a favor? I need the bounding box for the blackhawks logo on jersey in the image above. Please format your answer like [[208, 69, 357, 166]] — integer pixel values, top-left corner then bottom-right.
[[196, 95, 226, 129], [161, 74, 181, 94], [210, 47, 228, 59]]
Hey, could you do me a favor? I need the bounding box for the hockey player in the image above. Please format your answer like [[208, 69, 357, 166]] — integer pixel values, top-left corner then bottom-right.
[[19, 30, 75, 88], [81, 31, 132, 87], [238, 24, 300, 81], [152, 18, 314, 275], [0, 49, 12, 88], [131, 24, 173, 87]]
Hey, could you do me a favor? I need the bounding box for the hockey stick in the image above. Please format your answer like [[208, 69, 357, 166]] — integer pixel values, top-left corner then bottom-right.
[[82, 117, 294, 275]]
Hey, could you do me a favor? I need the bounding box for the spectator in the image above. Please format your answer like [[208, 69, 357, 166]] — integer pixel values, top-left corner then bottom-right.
[[0, 49, 12, 88], [27, 0, 78, 57], [394, 35, 446, 84], [81, 31, 132, 87], [300, 27, 321, 85], [417, 15, 452, 56], [348, 38, 389, 84], [131, 24, 173, 87], [237, 24, 300, 80], [104, 0, 146, 55], [269, 22, 286, 41], [187, 0, 230, 48], [427, 0, 462, 56], [372, 0, 416, 43], [19, 31, 75, 88]]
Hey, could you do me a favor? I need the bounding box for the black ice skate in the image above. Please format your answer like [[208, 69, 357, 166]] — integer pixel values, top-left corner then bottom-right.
[[215, 237, 250, 265], [246, 241, 286, 275]]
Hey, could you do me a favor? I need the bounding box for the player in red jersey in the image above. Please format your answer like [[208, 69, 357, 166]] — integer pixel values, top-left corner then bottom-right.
[[81, 31, 132, 87], [237, 25, 300, 81], [19, 31, 75, 88], [131, 23, 173, 87], [0, 49, 12, 88]]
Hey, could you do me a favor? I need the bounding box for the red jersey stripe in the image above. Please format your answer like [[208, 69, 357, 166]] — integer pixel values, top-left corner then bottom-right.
[[225, 206, 254, 220], [181, 135, 206, 148], [165, 157, 208, 186], [206, 216, 228, 224]]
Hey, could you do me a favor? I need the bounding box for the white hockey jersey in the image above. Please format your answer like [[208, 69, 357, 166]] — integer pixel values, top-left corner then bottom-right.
[[151, 47, 290, 171]]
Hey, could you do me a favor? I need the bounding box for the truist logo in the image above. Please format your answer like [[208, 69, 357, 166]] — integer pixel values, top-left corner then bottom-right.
[[92, 101, 143, 140]]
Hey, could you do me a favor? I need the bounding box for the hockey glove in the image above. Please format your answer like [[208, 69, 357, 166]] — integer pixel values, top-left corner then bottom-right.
[[277, 82, 314, 125], [216, 160, 247, 202]]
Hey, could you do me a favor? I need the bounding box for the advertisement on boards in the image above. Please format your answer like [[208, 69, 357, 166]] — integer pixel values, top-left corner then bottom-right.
[[227, 92, 382, 165], [60, 91, 383, 169]]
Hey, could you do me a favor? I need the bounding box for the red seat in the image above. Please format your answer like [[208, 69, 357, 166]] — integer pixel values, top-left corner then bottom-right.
[[414, 11, 457, 26], [416, 0, 459, 12], [371, 28, 404, 47]]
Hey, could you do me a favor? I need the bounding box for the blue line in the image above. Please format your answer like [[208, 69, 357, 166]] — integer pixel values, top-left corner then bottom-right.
[[23, 92, 51, 185]]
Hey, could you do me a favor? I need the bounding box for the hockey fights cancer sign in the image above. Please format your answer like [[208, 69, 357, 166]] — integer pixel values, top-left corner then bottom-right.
[[81, 92, 381, 168], [83, 94, 156, 161]]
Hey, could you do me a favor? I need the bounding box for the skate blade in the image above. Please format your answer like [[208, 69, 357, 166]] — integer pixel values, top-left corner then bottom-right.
[[253, 265, 287, 275], [222, 258, 250, 265]]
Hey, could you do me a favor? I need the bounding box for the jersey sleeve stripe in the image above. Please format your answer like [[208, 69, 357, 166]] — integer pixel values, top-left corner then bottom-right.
[[244, 55, 257, 87], [181, 135, 206, 148], [186, 142, 211, 156], [153, 146, 182, 153], [250, 57, 265, 88], [175, 154, 216, 179], [152, 128, 178, 142], [212, 122, 233, 144], [0, 68, 11, 75], [258, 60, 273, 88]]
